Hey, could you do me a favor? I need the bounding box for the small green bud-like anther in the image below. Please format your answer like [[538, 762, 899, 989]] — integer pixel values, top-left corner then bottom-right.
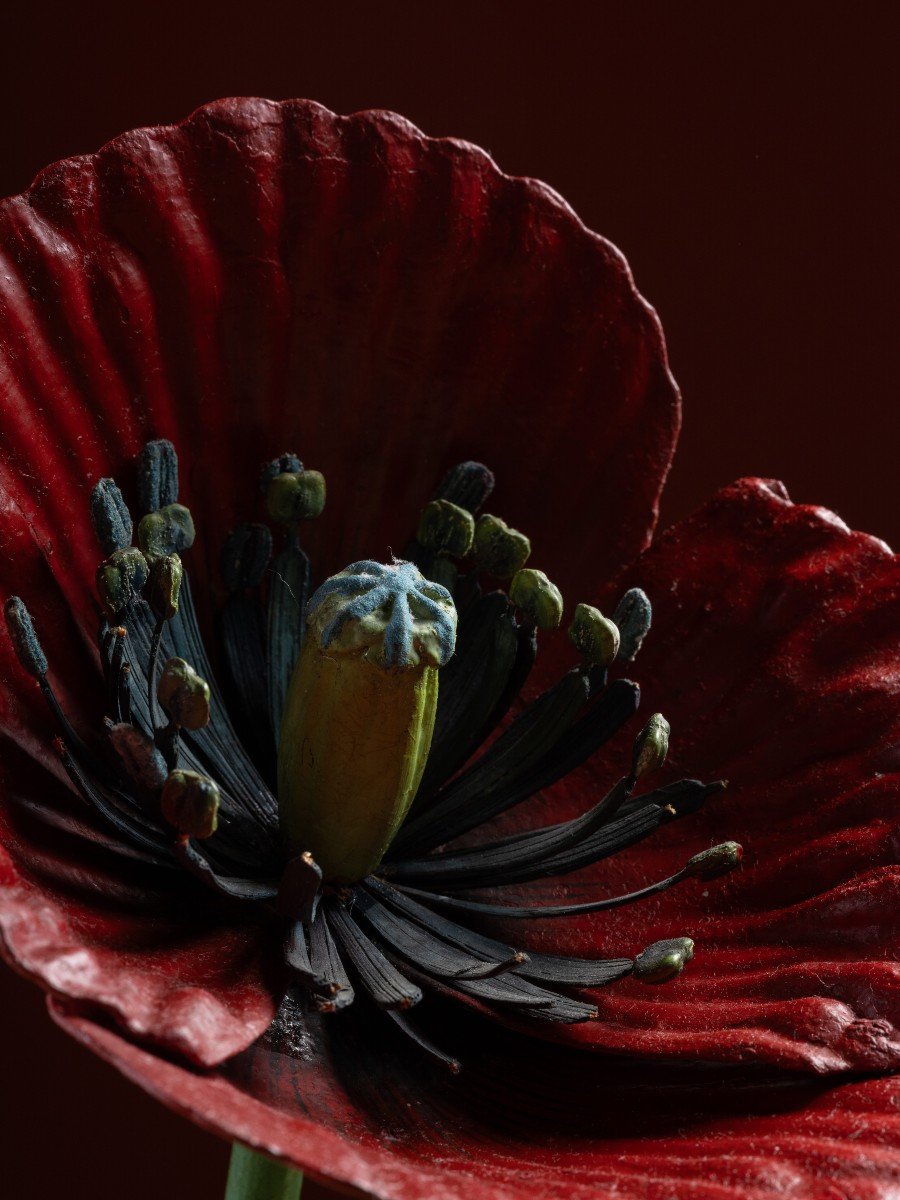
[[568, 603, 620, 665], [417, 500, 475, 558], [472, 514, 531, 578], [96, 547, 150, 616], [266, 470, 326, 524], [148, 554, 183, 619], [278, 560, 456, 881], [157, 657, 210, 729], [161, 770, 220, 839], [632, 712, 670, 779], [684, 841, 743, 880], [509, 568, 564, 630], [633, 937, 695, 984], [138, 503, 195, 558]]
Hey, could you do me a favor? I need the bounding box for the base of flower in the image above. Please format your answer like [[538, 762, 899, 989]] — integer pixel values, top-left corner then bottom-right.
[[225, 1143, 303, 1200]]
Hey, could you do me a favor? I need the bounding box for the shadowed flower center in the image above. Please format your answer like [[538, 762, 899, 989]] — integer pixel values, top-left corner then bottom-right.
[[4, 440, 741, 1072]]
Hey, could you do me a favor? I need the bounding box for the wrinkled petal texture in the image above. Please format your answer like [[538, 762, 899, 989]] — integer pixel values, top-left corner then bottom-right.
[[491, 478, 899, 1074], [53, 996, 900, 1200], [0, 98, 679, 1063]]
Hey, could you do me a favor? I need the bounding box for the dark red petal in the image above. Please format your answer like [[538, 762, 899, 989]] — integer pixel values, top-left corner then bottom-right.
[[52, 997, 900, 1200], [485, 479, 899, 1073], [0, 741, 278, 1068], [0, 96, 678, 635]]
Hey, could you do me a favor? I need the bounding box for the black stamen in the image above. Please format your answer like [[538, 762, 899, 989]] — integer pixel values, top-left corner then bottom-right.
[[267, 537, 311, 741], [384, 1010, 461, 1073], [387, 776, 633, 889], [326, 899, 422, 1010], [172, 836, 279, 902], [613, 588, 652, 662], [351, 888, 514, 981], [414, 592, 520, 800], [307, 911, 355, 1010]]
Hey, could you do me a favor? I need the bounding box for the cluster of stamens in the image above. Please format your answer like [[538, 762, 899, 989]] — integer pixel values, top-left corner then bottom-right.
[[4, 441, 741, 1072]]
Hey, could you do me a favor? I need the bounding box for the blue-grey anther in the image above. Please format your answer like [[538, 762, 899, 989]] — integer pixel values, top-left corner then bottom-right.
[[4, 597, 47, 678], [633, 937, 695, 984], [90, 478, 133, 556], [308, 560, 457, 671], [614, 588, 652, 662], [137, 439, 179, 514], [138, 504, 195, 558]]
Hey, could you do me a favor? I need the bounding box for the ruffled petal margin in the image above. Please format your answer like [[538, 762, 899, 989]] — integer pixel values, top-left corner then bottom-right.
[[52, 995, 900, 1200]]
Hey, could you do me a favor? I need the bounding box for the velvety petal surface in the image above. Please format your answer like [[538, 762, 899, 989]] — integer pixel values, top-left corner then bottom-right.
[[483, 478, 899, 1073], [53, 996, 900, 1200], [0, 98, 679, 1062]]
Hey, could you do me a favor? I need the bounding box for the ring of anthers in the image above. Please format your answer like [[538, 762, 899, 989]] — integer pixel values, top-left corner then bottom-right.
[[4, 441, 741, 1073]]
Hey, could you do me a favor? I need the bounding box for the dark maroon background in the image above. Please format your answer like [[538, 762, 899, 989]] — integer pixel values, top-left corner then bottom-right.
[[2, 4, 897, 1197]]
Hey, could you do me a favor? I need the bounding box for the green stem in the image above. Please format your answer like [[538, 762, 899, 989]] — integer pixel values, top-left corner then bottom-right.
[[225, 1143, 303, 1200]]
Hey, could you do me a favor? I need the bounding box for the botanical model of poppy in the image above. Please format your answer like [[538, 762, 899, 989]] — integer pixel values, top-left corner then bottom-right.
[[0, 98, 897, 1200]]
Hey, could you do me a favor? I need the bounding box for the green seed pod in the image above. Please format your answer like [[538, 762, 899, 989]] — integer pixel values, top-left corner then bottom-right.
[[632, 712, 670, 779], [148, 554, 183, 620], [96, 547, 150, 616], [278, 560, 457, 882], [633, 937, 695, 984], [417, 499, 475, 558], [161, 770, 220, 839], [157, 657, 211, 730], [138, 503, 196, 558], [265, 470, 326, 524], [568, 603, 620, 666], [471, 514, 531, 578], [509, 568, 564, 630]]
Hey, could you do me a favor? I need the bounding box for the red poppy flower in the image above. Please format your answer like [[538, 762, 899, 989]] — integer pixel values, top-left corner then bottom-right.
[[0, 98, 897, 1199]]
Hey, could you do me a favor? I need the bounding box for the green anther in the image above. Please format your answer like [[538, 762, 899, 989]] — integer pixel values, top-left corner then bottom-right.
[[632, 712, 670, 779], [157, 657, 211, 730], [509, 568, 564, 630], [266, 470, 326, 524], [148, 554, 183, 619], [96, 547, 150, 616], [568, 603, 620, 666], [471, 514, 531, 578], [138, 503, 195, 558], [684, 841, 743, 880], [161, 770, 220, 839], [278, 561, 456, 882], [417, 500, 475, 558], [633, 937, 695, 984]]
